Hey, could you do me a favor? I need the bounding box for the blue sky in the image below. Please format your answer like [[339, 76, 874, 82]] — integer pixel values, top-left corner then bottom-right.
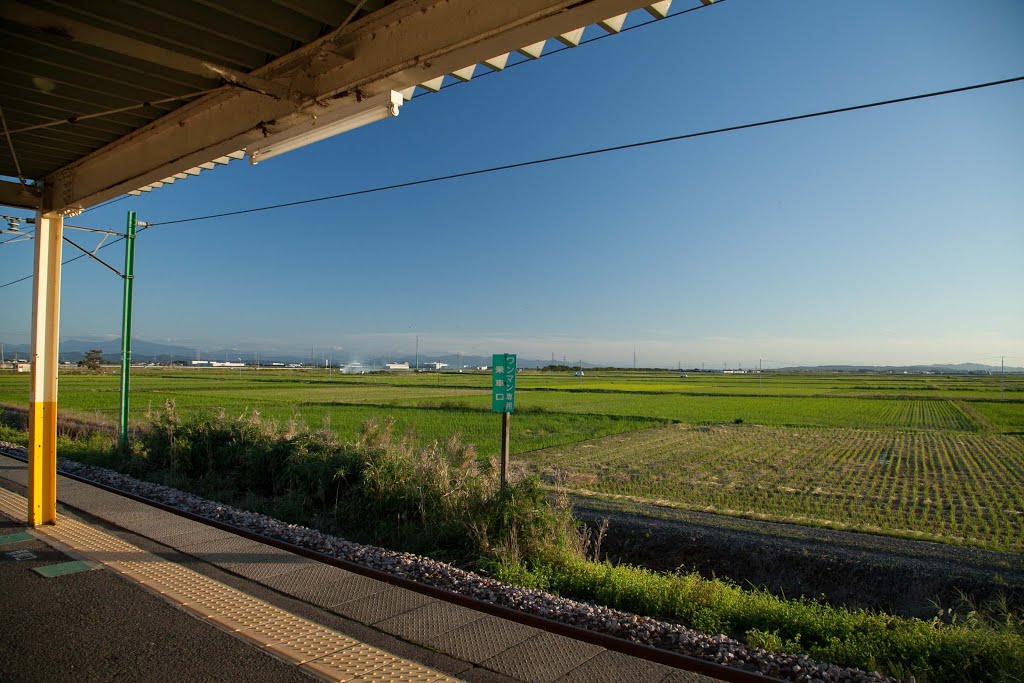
[[2, 0, 1022, 367]]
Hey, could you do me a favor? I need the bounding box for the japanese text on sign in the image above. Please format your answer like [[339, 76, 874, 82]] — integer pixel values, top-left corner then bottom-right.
[[491, 353, 516, 413]]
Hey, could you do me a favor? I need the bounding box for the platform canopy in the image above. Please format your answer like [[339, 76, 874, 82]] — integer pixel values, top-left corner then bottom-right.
[[0, 0, 713, 215]]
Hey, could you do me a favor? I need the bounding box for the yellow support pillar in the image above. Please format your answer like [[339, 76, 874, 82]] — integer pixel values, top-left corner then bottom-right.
[[27, 211, 63, 526]]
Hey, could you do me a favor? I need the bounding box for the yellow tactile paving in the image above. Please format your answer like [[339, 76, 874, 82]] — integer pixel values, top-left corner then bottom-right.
[[203, 601, 290, 633], [0, 485, 462, 683], [249, 614, 361, 663], [352, 659, 460, 683], [0, 488, 25, 516], [301, 643, 401, 682], [183, 588, 269, 613]]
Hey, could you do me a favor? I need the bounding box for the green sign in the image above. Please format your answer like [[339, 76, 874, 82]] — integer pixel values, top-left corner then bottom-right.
[[491, 353, 516, 413]]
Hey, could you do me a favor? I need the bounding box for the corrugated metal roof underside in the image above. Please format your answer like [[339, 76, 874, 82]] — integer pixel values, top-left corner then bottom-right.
[[0, 0, 395, 181]]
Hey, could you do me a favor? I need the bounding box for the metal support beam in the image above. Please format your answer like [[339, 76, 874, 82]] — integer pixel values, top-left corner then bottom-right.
[[0, 1, 292, 100], [28, 211, 63, 526], [38, 0, 663, 213], [0, 179, 40, 210]]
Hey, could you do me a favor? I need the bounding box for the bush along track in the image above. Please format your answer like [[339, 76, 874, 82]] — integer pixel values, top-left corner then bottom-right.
[[1, 406, 1022, 682]]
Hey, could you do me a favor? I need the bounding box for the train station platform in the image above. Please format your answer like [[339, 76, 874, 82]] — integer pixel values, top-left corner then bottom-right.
[[0, 453, 717, 683]]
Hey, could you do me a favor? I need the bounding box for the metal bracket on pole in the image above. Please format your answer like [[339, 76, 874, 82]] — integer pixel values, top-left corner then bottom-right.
[[61, 235, 124, 277], [117, 212, 137, 448]]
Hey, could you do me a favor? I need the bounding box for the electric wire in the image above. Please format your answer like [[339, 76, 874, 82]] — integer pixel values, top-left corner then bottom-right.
[[0, 228, 35, 246], [1, 73, 1021, 290], [0, 223, 126, 247], [81, 194, 133, 215], [0, 105, 28, 189], [0, 224, 150, 289], [1, 0, 716, 230], [147, 74, 1024, 228], [7, 89, 220, 135]]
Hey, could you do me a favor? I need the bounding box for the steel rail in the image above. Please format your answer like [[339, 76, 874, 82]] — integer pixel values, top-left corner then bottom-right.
[[0, 446, 780, 683]]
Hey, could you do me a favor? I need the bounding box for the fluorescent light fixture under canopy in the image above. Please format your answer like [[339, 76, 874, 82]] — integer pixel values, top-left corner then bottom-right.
[[247, 91, 403, 164]]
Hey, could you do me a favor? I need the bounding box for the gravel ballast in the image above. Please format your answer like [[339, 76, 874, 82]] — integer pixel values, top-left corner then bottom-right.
[[0, 443, 893, 683]]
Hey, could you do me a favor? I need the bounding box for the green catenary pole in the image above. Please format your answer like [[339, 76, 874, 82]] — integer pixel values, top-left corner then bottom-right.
[[117, 211, 137, 448]]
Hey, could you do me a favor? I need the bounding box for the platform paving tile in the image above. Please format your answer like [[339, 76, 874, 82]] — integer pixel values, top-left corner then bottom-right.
[[184, 534, 269, 566], [332, 585, 436, 624], [59, 488, 141, 516], [263, 564, 388, 607], [458, 667, 524, 683], [377, 599, 488, 643], [553, 648, 675, 683], [156, 524, 240, 551], [99, 503, 179, 527], [187, 540, 312, 583], [657, 668, 723, 683], [482, 632, 604, 683], [423, 615, 540, 665], [202, 536, 311, 581], [51, 477, 90, 492], [0, 465, 26, 485], [217, 551, 313, 582], [100, 509, 207, 539]]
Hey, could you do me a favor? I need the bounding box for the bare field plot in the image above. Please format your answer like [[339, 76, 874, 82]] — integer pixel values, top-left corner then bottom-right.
[[526, 424, 1024, 552]]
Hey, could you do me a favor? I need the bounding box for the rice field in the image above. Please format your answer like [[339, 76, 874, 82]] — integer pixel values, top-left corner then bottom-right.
[[525, 424, 1024, 553], [0, 367, 1021, 550], [961, 400, 1024, 434], [402, 392, 981, 431]]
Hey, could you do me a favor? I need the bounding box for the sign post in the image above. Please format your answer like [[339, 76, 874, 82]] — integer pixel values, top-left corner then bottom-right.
[[491, 353, 516, 490]]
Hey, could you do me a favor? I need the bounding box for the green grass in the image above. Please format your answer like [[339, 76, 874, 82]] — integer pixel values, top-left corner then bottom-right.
[[399, 392, 980, 431], [0, 368, 1021, 549], [3, 370, 1023, 682], [964, 400, 1024, 434], [495, 557, 1024, 683], [0, 372, 661, 457]]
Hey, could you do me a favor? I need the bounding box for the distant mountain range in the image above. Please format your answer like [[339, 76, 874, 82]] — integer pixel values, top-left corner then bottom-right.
[[0, 339, 581, 369], [775, 363, 1023, 374], [2, 338, 199, 363], [0, 339, 1019, 373]]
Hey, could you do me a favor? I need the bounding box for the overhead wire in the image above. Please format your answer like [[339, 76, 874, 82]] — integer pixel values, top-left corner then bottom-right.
[[145, 74, 1024, 229], [2, 73, 1022, 290], [7, 89, 219, 136], [81, 194, 133, 215], [0, 221, 126, 247], [0, 224, 151, 289], [0, 105, 28, 190], [0, 227, 35, 246], [1, 73, 1021, 291], [0, 0, 1020, 290], [0, 0, 727, 256]]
